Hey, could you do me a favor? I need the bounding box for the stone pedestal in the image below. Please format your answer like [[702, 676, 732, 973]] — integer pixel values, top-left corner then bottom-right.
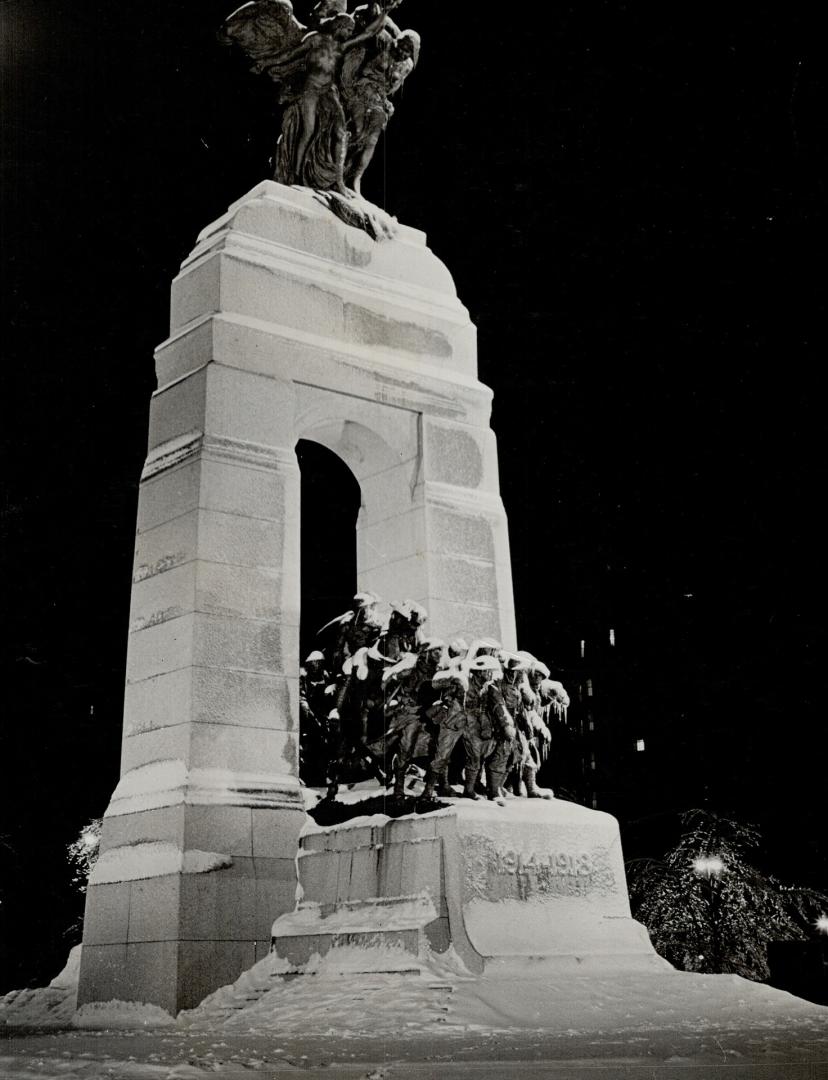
[[271, 800, 667, 978], [79, 183, 517, 1013]]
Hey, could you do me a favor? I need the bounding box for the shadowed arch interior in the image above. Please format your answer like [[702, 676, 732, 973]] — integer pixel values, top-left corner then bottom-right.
[[296, 439, 361, 662]]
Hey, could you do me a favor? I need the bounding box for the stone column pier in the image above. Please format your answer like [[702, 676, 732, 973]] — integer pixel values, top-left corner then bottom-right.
[[79, 183, 517, 1013]]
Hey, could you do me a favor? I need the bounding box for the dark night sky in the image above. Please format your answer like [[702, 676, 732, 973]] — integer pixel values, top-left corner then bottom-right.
[[1, 2, 825, 988]]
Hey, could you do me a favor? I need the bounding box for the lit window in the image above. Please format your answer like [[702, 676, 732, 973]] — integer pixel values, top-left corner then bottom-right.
[[609, 628, 615, 647], [586, 679, 593, 697], [580, 639, 585, 658], [635, 739, 646, 752]]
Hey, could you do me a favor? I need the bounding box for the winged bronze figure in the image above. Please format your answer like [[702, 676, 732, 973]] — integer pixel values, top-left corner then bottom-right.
[[220, 1, 419, 204]]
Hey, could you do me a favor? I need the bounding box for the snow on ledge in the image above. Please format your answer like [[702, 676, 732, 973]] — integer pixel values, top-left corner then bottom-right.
[[89, 842, 233, 885], [299, 784, 622, 840], [106, 759, 303, 816], [272, 893, 438, 938]]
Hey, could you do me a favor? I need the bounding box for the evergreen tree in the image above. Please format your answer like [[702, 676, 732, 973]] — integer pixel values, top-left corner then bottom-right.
[[64, 818, 102, 943], [627, 809, 828, 980], [66, 818, 102, 894]]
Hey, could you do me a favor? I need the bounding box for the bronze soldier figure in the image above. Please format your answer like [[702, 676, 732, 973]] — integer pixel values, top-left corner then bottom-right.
[[461, 655, 515, 801], [324, 642, 389, 799], [498, 652, 535, 797], [421, 669, 469, 802], [379, 599, 427, 661], [299, 649, 331, 785], [327, 591, 383, 673], [380, 638, 445, 802]]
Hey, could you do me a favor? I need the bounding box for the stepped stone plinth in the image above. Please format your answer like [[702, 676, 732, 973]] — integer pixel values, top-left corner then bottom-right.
[[270, 799, 668, 978]]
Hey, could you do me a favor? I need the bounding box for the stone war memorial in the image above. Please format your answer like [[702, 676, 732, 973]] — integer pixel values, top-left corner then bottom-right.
[[77, 0, 667, 1017]]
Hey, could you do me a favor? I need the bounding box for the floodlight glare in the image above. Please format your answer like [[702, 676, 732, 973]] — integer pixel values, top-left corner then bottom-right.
[[693, 855, 725, 878]]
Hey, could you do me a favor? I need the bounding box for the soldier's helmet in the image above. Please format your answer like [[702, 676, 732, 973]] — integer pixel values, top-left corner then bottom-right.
[[353, 591, 380, 609], [448, 637, 469, 658], [418, 637, 445, 658], [391, 599, 428, 626], [500, 651, 530, 672], [530, 659, 551, 680], [415, 639, 445, 676], [432, 668, 468, 694], [540, 678, 570, 707], [407, 600, 428, 627], [467, 637, 501, 660], [467, 654, 503, 679], [353, 592, 384, 629]]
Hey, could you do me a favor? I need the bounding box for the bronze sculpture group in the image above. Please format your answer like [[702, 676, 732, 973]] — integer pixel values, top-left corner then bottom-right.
[[300, 594, 570, 809], [222, 0, 420, 203]]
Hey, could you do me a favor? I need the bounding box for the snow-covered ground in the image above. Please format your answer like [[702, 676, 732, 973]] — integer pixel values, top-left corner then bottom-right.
[[2, 942, 827, 1077], [3, 790, 826, 1075]]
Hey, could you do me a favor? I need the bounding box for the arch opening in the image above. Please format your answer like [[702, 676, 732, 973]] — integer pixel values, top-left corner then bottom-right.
[[297, 438, 361, 661], [296, 439, 361, 786]]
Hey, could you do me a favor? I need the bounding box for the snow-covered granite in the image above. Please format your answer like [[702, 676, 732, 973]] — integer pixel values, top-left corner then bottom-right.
[[80, 180, 518, 1015], [272, 797, 668, 979]]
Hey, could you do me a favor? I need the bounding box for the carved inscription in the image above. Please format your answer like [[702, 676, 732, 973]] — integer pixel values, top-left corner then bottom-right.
[[496, 849, 595, 876], [491, 849, 597, 899], [461, 834, 617, 903]]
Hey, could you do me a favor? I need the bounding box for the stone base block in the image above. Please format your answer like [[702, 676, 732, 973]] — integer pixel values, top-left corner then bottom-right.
[[272, 799, 669, 979], [78, 939, 263, 1015], [78, 799, 305, 1015]]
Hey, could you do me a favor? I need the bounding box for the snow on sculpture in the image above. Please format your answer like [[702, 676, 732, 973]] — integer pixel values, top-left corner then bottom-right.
[[220, 0, 419, 238], [297, 592, 567, 809]]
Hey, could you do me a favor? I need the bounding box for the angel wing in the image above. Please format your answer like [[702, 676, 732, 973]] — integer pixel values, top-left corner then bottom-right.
[[340, 4, 414, 99], [340, 40, 370, 97], [221, 0, 307, 75]]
